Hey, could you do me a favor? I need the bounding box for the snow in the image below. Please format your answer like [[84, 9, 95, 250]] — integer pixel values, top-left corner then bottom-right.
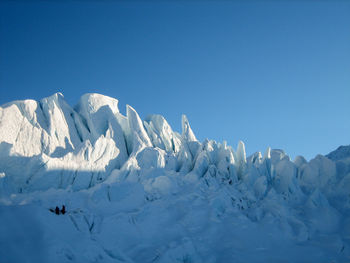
[[0, 93, 349, 263]]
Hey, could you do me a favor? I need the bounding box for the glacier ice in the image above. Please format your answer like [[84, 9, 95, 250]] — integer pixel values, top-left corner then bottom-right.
[[0, 93, 349, 263]]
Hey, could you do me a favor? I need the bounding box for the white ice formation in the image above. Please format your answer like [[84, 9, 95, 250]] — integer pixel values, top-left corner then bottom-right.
[[0, 93, 349, 263]]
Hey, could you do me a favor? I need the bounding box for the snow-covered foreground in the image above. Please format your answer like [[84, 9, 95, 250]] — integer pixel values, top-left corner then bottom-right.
[[0, 93, 349, 262]]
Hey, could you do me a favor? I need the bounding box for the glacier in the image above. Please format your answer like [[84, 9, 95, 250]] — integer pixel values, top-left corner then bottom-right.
[[0, 93, 349, 263]]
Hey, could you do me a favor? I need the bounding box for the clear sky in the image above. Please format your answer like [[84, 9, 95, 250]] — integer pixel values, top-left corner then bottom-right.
[[1, 1, 349, 160]]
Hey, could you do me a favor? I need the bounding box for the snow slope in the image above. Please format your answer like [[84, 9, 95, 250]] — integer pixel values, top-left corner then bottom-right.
[[0, 93, 349, 263]]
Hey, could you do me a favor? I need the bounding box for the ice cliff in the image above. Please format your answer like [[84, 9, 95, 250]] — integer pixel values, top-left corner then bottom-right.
[[0, 93, 349, 262]]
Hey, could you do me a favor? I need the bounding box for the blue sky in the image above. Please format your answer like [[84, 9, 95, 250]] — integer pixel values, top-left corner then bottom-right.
[[1, 1, 349, 160]]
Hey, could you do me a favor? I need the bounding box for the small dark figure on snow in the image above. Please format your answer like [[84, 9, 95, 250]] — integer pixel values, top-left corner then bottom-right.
[[61, 205, 66, 215], [55, 206, 60, 215]]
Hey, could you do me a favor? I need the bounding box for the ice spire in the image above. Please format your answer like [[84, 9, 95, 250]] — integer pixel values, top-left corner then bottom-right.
[[181, 115, 197, 142], [263, 147, 271, 160], [236, 140, 246, 164], [126, 105, 152, 150]]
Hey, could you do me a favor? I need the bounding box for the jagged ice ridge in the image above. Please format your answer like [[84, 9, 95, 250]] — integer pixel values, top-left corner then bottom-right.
[[0, 93, 349, 262]]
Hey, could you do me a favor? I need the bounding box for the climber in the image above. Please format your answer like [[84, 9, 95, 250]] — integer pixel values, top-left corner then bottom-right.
[[61, 205, 66, 215]]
